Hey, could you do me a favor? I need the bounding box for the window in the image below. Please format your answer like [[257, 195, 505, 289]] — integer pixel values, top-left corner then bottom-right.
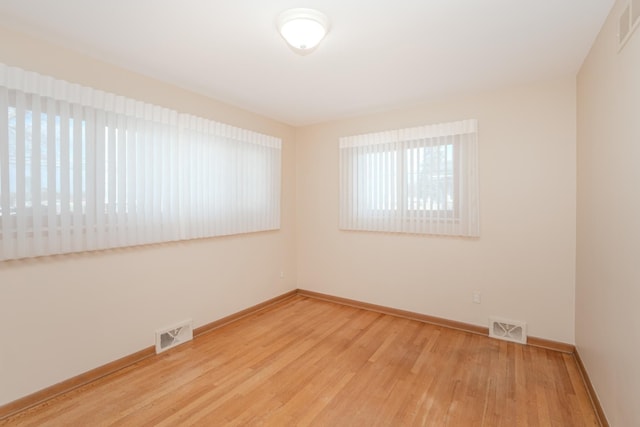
[[339, 119, 479, 236], [0, 63, 281, 261]]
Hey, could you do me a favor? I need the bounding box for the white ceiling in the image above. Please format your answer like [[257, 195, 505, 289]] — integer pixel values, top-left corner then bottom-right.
[[0, 0, 614, 126]]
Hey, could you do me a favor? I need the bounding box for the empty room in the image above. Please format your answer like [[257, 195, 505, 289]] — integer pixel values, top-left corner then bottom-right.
[[0, 0, 638, 425]]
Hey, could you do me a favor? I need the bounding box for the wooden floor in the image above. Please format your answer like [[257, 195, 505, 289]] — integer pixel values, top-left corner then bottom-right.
[[1, 296, 599, 426]]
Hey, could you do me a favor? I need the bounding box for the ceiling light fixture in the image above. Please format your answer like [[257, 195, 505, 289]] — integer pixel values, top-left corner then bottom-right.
[[277, 8, 329, 54]]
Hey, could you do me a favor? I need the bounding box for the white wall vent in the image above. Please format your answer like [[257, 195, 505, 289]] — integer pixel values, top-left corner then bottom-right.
[[156, 319, 193, 354], [619, 1, 640, 51], [489, 317, 527, 345]]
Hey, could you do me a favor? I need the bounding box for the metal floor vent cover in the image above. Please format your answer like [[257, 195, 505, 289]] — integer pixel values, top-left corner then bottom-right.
[[489, 317, 527, 345], [156, 319, 193, 354]]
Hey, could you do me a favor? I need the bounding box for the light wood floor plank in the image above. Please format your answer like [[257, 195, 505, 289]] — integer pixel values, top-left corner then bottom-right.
[[0, 296, 599, 426]]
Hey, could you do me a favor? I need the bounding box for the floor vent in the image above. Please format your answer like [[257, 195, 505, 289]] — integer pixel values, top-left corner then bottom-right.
[[156, 319, 193, 354], [489, 317, 527, 344]]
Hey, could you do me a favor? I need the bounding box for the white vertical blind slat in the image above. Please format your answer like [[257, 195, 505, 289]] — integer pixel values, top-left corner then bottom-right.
[[152, 112, 162, 242], [59, 101, 71, 254], [72, 102, 84, 252], [133, 108, 143, 244], [196, 120, 204, 238], [433, 134, 442, 233], [85, 105, 96, 251], [142, 113, 151, 245], [157, 112, 166, 240], [14, 91, 26, 258], [116, 111, 127, 247], [31, 94, 43, 255], [0, 87, 12, 259], [178, 116, 188, 240], [127, 112, 138, 245], [45, 97, 58, 255], [106, 112, 117, 249], [94, 110, 106, 250]]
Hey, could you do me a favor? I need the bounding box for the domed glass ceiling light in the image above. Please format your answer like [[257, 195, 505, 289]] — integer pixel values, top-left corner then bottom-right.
[[277, 8, 329, 54]]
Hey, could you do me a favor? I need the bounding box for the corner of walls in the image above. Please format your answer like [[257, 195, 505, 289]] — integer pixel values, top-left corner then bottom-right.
[[576, 0, 640, 425]]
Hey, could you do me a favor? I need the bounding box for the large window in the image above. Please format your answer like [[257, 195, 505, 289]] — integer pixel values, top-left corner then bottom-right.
[[339, 119, 479, 236], [0, 63, 281, 261]]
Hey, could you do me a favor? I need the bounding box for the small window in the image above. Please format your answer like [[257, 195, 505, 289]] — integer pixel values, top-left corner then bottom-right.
[[339, 119, 479, 237]]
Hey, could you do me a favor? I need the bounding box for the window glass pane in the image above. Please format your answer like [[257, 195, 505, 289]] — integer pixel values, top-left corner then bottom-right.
[[407, 143, 454, 212], [8, 106, 16, 214]]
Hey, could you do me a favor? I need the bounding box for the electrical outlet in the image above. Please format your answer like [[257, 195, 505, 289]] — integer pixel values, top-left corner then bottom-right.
[[280, 271, 285, 279], [472, 292, 481, 304]]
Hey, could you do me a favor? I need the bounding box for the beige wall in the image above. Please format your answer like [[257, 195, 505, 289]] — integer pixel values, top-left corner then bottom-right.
[[0, 27, 297, 405], [296, 78, 577, 344], [576, 0, 640, 425]]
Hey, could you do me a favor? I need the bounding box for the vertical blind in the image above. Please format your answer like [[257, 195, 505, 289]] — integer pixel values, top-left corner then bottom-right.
[[339, 119, 479, 237], [0, 63, 281, 261]]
